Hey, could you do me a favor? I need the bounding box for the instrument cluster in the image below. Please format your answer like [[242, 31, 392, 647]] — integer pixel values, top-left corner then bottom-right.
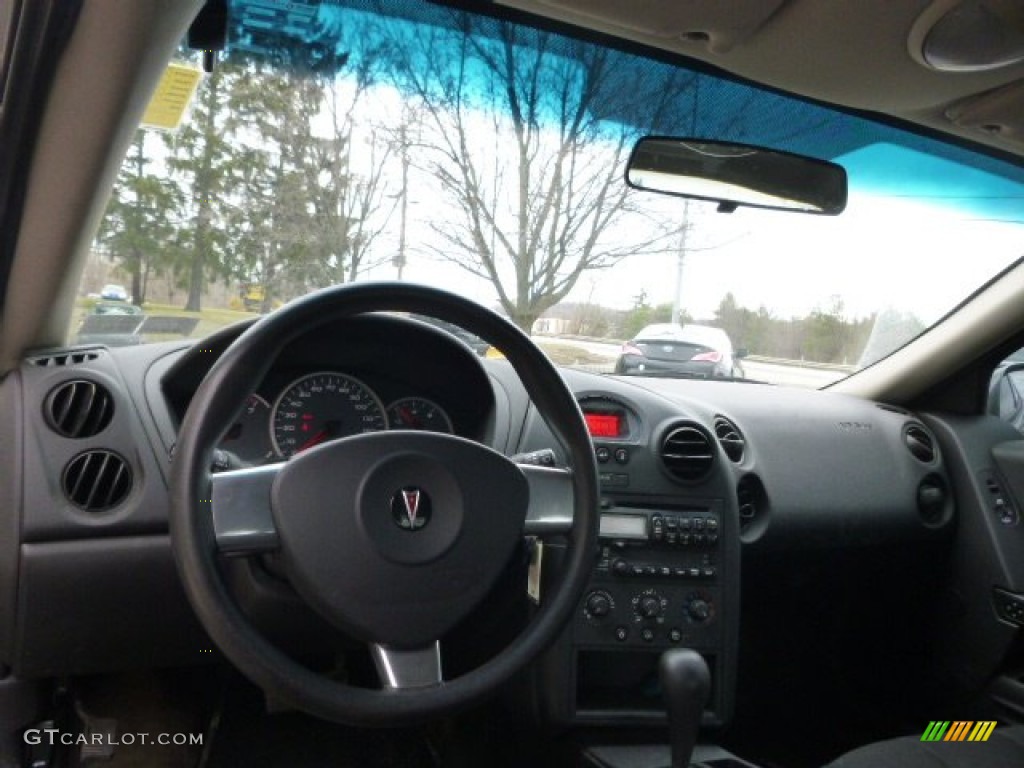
[[218, 370, 455, 465]]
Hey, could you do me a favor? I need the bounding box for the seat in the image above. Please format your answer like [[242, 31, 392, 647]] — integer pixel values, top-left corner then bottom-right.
[[825, 725, 1024, 768]]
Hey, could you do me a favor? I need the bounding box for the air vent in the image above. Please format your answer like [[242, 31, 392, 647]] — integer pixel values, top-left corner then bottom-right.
[[62, 451, 132, 512], [660, 424, 714, 481], [29, 351, 100, 367], [905, 424, 936, 464], [44, 380, 114, 438], [713, 416, 745, 463]]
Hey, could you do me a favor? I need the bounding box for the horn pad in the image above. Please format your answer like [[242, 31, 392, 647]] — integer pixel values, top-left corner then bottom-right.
[[271, 431, 529, 648]]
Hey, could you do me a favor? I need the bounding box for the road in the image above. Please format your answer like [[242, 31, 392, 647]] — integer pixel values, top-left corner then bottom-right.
[[534, 336, 850, 389]]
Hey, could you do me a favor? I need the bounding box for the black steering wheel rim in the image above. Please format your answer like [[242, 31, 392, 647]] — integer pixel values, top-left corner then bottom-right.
[[169, 282, 599, 725]]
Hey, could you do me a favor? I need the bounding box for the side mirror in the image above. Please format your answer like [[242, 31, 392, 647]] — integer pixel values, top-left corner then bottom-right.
[[734, 348, 749, 359], [988, 362, 1024, 434], [626, 137, 847, 215]]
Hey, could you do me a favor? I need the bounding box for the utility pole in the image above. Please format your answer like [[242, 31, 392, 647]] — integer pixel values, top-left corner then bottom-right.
[[395, 123, 409, 280], [671, 200, 690, 325]]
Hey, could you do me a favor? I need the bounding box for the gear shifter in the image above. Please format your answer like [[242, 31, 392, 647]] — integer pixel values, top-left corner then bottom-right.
[[659, 649, 711, 768]]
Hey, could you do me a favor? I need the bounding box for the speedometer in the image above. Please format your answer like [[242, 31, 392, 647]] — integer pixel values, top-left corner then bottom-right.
[[270, 372, 387, 458]]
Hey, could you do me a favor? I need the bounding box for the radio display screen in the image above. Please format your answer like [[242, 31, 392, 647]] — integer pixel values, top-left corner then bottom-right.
[[584, 411, 624, 438], [599, 514, 647, 539]]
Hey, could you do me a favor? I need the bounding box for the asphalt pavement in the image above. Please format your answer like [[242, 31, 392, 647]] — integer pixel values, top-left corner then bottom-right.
[[535, 336, 850, 389]]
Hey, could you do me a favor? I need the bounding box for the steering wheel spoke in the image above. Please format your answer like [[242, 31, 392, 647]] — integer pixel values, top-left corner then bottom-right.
[[521, 464, 574, 535], [371, 642, 443, 689], [210, 463, 281, 555]]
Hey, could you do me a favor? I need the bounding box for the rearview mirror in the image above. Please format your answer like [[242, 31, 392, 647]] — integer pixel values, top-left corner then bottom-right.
[[626, 137, 847, 215]]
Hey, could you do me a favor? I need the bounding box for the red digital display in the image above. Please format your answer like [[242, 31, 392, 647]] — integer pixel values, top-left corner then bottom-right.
[[585, 411, 622, 438]]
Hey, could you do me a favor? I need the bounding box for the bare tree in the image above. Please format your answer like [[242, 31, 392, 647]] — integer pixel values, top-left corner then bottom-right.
[[392, 13, 694, 330], [303, 80, 397, 287]]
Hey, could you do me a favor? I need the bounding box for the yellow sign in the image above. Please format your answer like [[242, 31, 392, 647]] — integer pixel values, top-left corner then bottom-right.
[[141, 63, 203, 131]]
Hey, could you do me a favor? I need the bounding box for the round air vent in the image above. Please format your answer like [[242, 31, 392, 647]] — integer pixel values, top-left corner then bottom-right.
[[62, 451, 132, 512], [905, 424, 937, 464], [713, 416, 745, 463], [660, 424, 714, 481], [44, 380, 113, 438]]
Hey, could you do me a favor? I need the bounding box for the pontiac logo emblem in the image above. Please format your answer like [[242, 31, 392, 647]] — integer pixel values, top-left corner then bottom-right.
[[392, 487, 431, 530]]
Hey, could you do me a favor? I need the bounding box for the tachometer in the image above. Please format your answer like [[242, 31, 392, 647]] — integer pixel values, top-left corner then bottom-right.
[[271, 372, 387, 458], [386, 397, 454, 434], [219, 394, 274, 463]]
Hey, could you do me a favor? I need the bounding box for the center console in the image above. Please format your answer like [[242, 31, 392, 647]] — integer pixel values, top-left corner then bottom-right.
[[513, 388, 740, 731], [533, 500, 739, 729]]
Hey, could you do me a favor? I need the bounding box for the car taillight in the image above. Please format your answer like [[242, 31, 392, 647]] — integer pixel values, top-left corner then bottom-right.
[[621, 343, 644, 357], [691, 350, 723, 363]]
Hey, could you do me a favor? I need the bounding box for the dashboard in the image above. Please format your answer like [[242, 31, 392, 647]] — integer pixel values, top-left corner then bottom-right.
[[3, 312, 1023, 734]]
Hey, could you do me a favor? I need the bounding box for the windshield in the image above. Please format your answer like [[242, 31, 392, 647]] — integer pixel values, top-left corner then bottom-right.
[[76, 0, 1024, 387]]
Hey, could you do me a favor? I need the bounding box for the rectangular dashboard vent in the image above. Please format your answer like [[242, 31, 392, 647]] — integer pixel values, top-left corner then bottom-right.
[[28, 351, 101, 367]]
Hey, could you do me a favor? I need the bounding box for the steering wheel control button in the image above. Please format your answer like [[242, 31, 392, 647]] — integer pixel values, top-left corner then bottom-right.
[[615, 626, 629, 642], [641, 628, 655, 643], [669, 628, 683, 643], [391, 487, 431, 530]]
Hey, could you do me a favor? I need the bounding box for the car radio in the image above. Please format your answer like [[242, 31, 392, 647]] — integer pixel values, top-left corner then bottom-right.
[[573, 506, 724, 650]]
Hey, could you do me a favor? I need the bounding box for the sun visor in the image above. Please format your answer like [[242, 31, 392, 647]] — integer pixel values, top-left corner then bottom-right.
[[533, 0, 786, 53]]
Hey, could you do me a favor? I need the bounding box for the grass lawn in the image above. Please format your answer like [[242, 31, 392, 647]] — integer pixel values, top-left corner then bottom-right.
[[72, 298, 258, 343]]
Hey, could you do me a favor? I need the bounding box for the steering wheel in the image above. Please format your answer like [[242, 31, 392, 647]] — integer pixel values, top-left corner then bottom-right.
[[169, 283, 599, 725]]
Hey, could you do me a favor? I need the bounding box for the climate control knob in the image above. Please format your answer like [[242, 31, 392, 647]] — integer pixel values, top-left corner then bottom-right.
[[586, 592, 612, 618], [631, 590, 666, 621], [639, 596, 662, 619], [687, 599, 711, 622]]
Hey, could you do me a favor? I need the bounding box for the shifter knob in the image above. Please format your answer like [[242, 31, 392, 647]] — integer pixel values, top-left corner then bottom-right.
[[659, 649, 711, 768]]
